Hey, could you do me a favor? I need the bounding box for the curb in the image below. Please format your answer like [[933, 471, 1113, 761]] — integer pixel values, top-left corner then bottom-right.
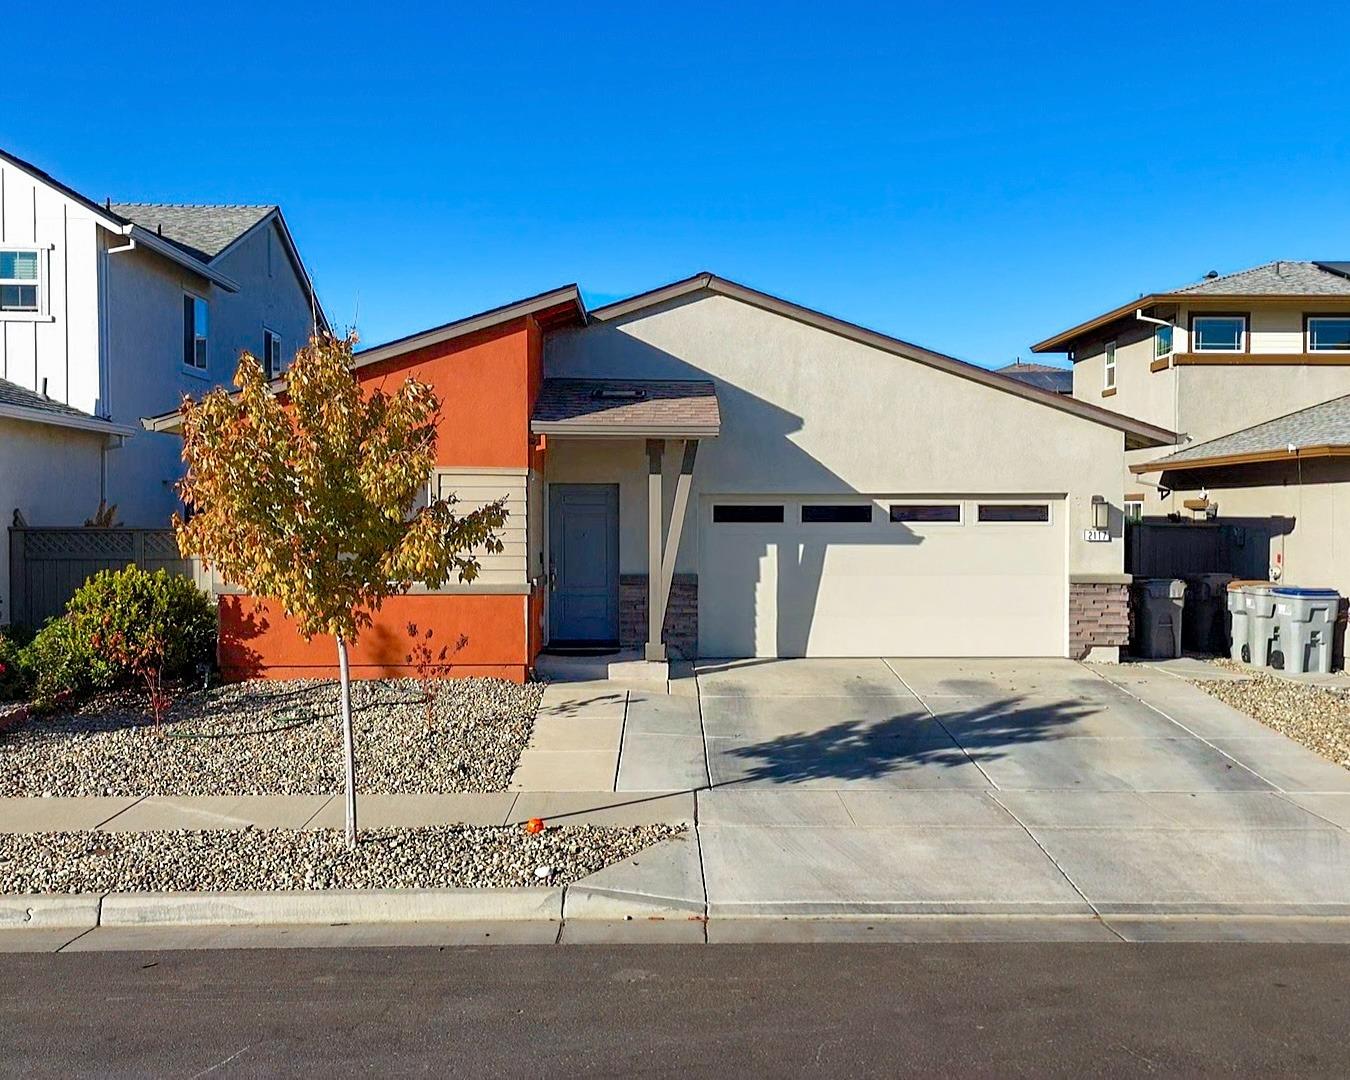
[[0, 894, 101, 930], [98, 887, 564, 928]]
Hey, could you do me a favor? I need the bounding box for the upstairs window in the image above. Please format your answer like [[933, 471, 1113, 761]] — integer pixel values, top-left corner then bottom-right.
[[264, 328, 283, 376], [1191, 315, 1246, 352], [1307, 316, 1350, 352], [183, 294, 208, 371], [0, 248, 41, 313], [1154, 323, 1173, 358], [1103, 340, 1117, 389]]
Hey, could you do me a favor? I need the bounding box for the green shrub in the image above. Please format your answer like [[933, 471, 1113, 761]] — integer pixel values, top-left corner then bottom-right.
[[66, 567, 216, 679], [20, 616, 105, 706], [21, 568, 216, 707], [0, 632, 30, 701]]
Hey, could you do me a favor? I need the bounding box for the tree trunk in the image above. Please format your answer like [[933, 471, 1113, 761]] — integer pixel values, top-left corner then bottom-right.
[[337, 635, 357, 848]]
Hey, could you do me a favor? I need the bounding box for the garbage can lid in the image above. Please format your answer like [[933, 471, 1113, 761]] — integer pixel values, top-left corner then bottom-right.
[[1227, 579, 1272, 590], [1272, 587, 1340, 598]]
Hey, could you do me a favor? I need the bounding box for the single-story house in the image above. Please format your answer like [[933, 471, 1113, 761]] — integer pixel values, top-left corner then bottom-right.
[[1132, 393, 1350, 597], [1, 378, 138, 626], [146, 273, 1174, 681]]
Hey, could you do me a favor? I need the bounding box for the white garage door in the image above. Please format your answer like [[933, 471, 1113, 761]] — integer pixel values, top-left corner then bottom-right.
[[698, 496, 1066, 658]]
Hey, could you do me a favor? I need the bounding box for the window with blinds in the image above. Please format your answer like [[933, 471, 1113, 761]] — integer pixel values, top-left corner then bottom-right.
[[0, 249, 40, 312]]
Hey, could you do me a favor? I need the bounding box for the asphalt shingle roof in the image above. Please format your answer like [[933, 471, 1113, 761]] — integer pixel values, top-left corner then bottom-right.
[[531, 378, 720, 434], [109, 203, 275, 262], [997, 362, 1072, 393], [0, 377, 100, 421], [1172, 261, 1350, 296], [1151, 394, 1350, 467]]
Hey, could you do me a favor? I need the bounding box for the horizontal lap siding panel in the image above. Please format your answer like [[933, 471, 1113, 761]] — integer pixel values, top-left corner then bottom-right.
[[435, 470, 529, 584]]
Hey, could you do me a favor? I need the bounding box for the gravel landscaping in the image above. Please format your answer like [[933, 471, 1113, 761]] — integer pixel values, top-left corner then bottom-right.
[[0, 823, 682, 893], [1195, 663, 1350, 769], [0, 678, 543, 797]]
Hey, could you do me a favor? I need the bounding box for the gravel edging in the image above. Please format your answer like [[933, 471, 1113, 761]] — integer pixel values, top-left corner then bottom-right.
[[0, 677, 543, 797], [1195, 664, 1350, 769], [0, 823, 682, 894]]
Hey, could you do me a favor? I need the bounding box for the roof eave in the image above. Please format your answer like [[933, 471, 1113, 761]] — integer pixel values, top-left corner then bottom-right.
[[1130, 444, 1350, 474], [353, 284, 585, 370], [531, 421, 720, 439], [208, 207, 329, 331], [0, 402, 138, 436], [126, 225, 240, 292]]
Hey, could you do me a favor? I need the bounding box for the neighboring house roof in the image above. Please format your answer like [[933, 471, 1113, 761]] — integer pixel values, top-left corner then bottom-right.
[[1033, 260, 1350, 353], [150, 272, 1177, 448], [0, 147, 326, 319], [1132, 393, 1350, 474], [110, 203, 276, 262], [996, 361, 1072, 394], [531, 378, 720, 439], [0, 377, 138, 436]]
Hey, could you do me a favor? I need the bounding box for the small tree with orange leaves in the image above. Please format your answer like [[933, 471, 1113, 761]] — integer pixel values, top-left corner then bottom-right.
[[174, 333, 507, 846]]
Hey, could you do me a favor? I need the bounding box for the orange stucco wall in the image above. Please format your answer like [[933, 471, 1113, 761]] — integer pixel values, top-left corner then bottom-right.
[[353, 319, 535, 468], [221, 593, 531, 683], [228, 316, 546, 682]]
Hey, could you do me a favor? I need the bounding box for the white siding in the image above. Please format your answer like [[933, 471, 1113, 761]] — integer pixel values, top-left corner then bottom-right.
[[0, 161, 103, 414]]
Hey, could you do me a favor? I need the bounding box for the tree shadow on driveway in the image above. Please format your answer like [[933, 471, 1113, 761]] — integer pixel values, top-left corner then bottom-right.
[[718, 695, 1094, 786]]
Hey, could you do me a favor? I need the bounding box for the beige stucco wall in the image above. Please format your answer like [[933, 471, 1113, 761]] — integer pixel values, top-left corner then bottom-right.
[[545, 290, 1131, 578], [1157, 459, 1350, 596], [0, 417, 108, 624], [1070, 298, 1350, 516]]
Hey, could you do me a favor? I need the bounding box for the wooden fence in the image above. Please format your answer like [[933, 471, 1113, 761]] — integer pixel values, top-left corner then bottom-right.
[[7, 527, 203, 628], [1125, 518, 1292, 581]]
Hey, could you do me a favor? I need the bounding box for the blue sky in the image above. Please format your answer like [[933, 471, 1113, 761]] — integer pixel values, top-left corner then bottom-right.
[[8, 1, 1350, 367]]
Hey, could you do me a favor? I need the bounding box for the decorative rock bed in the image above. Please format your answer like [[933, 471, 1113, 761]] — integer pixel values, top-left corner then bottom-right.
[[0, 823, 682, 893], [1196, 665, 1350, 769], [0, 678, 544, 797]]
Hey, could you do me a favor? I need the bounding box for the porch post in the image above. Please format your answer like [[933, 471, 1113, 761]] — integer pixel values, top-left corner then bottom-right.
[[645, 439, 665, 661], [656, 438, 699, 637]]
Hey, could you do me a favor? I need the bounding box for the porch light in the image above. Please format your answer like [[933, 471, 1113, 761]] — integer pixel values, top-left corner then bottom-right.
[[1091, 495, 1109, 531]]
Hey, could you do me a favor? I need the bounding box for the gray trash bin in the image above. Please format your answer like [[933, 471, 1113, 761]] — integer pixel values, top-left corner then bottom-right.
[[1134, 578, 1185, 659], [1243, 585, 1279, 667], [1184, 573, 1234, 654], [1226, 581, 1263, 663], [1272, 587, 1340, 675]]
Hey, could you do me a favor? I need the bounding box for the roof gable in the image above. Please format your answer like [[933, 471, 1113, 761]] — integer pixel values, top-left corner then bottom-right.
[[593, 273, 1174, 448]]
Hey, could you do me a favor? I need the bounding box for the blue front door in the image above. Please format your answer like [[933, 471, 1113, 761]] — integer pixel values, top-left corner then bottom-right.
[[548, 483, 620, 644]]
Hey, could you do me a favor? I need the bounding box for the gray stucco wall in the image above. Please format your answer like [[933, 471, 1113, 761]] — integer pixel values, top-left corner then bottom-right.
[[103, 218, 317, 526]]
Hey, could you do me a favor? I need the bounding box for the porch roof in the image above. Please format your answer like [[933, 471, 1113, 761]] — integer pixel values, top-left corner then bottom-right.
[[530, 378, 720, 439]]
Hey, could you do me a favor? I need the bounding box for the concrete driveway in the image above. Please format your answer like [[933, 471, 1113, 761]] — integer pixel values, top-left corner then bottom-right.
[[651, 657, 1350, 934]]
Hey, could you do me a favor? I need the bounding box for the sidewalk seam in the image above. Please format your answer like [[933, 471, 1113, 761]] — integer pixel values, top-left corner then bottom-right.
[[990, 792, 1124, 941], [92, 795, 148, 831]]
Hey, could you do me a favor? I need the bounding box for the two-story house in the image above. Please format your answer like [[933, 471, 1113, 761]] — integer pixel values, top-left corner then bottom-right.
[[0, 147, 325, 622], [1033, 261, 1350, 595]]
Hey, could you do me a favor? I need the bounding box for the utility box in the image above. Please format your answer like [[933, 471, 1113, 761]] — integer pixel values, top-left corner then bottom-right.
[[1132, 578, 1185, 659], [1183, 573, 1234, 655], [1243, 585, 1279, 667], [1272, 587, 1340, 675]]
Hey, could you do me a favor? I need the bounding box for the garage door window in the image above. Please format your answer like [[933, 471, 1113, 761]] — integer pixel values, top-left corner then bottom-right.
[[801, 504, 873, 524], [713, 504, 784, 523], [977, 503, 1050, 523], [889, 504, 961, 523]]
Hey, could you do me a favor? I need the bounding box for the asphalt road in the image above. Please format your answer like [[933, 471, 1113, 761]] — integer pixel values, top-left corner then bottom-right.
[[2, 944, 1347, 1077]]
